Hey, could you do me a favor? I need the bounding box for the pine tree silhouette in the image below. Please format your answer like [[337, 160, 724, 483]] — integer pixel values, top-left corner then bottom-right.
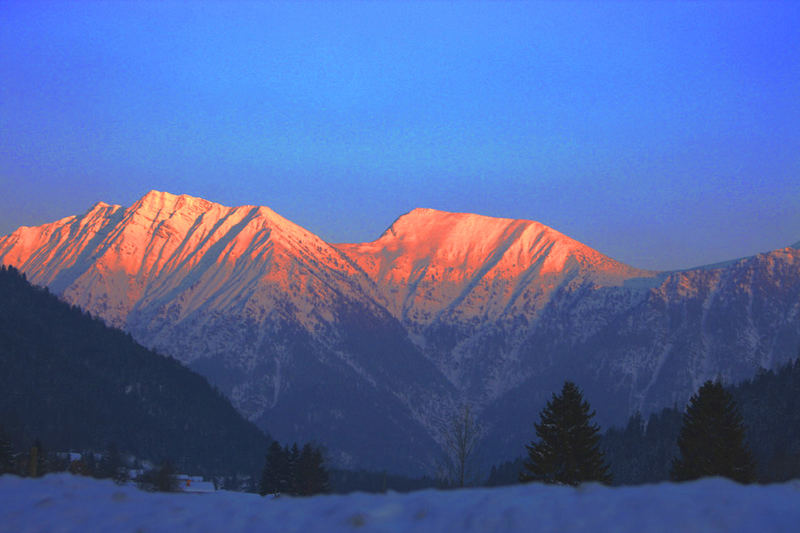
[[287, 443, 300, 494], [0, 428, 13, 474], [259, 442, 291, 495], [259, 441, 328, 496], [295, 443, 329, 496], [671, 380, 755, 483], [520, 381, 611, 485]]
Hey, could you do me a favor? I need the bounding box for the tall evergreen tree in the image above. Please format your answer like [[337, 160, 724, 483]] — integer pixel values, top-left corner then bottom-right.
[[520, 381, 611, 485], [259, 441, 328, 496], [287, 443, 300, 494], [259, 442, 290, 495], [295, 443, 329, 496], [671, 380, 756, 483], [0, 428, 13, 474]]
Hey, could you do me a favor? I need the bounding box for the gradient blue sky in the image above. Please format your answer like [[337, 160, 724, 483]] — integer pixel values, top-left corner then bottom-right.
[[2, 1, 799, 270]]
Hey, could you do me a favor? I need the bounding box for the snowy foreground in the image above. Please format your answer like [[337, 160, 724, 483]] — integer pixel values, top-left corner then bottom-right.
[[2, 474, 799, 533]]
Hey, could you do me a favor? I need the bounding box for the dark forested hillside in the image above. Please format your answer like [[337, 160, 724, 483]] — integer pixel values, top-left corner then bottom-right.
[[602, 359, 800, 485], [0, 266, 270, 476], [729, 359, 800, 481], [488, 360, 800, 486]]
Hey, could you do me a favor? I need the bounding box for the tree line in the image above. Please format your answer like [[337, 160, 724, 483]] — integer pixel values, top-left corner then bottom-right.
[[258, 441, 329, 496], [511, 379, 756, 485], [489, 359, 800, 487], [0, 436, 129, 483], [601, 358, 800, 485], [0, 434, 188, 493]]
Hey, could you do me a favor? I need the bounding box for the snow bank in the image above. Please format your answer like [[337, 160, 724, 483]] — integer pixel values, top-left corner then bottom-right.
[[2, 473, 798, 532]]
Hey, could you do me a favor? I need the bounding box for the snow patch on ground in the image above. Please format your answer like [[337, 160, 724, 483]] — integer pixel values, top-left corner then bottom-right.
[[2, 473, 799, 533]]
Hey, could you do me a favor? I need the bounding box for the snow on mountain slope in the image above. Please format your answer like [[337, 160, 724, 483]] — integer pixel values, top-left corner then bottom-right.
[[337, 208, 652, 327], [2, 191, 380, 330], [2, 191, 379, 337], [3, 192, 800, 473], [337, 208, 656, 395], [481, 245, 800, 461], [0, 191, 452, 474], [0, 202, 124, 293]]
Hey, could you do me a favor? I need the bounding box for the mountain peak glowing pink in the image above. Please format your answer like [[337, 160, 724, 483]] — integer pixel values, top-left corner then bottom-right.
[[0, 189, 656, 405], [0, 192, 652, 329], [0, 190, 375, 329], [0, 190, 658, 411], [2, 190, 799, 473], [336, 207, 652, 325]]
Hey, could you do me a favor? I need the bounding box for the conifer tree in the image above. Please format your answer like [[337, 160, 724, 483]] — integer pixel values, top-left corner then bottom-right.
[[0, 428, 13, 474], [520, 381, 611, 485], [287, 443, 300, 494], [295, 443, 329, 496], [671, 380, 755, 483], [259, 441, 328, 497], [259, 441, 289, 496]]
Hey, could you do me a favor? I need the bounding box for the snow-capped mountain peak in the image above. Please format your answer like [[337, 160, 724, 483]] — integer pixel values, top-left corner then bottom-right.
[[3, 192, 799, 474], [0, 191, 376, 328], [336, 207, 651, 325]]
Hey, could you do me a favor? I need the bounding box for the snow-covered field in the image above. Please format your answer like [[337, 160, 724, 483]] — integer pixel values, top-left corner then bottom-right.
[[2, 474, 798, 533]]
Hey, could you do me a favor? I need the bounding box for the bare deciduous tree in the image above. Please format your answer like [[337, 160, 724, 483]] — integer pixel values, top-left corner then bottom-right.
[[440, 404, 482, 487]]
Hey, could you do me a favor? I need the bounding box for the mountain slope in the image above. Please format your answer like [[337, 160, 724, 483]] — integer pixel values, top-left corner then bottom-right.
[[3, 191, 799, 473], [0, 191, 452, 474], [337, 208, 650, 327], [481, 245, 800, 460], [337, 208, 655, 396], [0, 265, 269, 475]]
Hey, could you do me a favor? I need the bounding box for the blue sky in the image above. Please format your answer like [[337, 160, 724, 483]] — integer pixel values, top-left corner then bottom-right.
[[1, 1, 798, 270]]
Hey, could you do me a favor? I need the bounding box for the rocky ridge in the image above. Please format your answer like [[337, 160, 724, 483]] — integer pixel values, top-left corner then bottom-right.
[[3, 190, 799, 473]]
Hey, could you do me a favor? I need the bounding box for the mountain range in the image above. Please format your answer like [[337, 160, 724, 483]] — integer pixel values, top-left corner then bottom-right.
[[2, 190, 799, 475]]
